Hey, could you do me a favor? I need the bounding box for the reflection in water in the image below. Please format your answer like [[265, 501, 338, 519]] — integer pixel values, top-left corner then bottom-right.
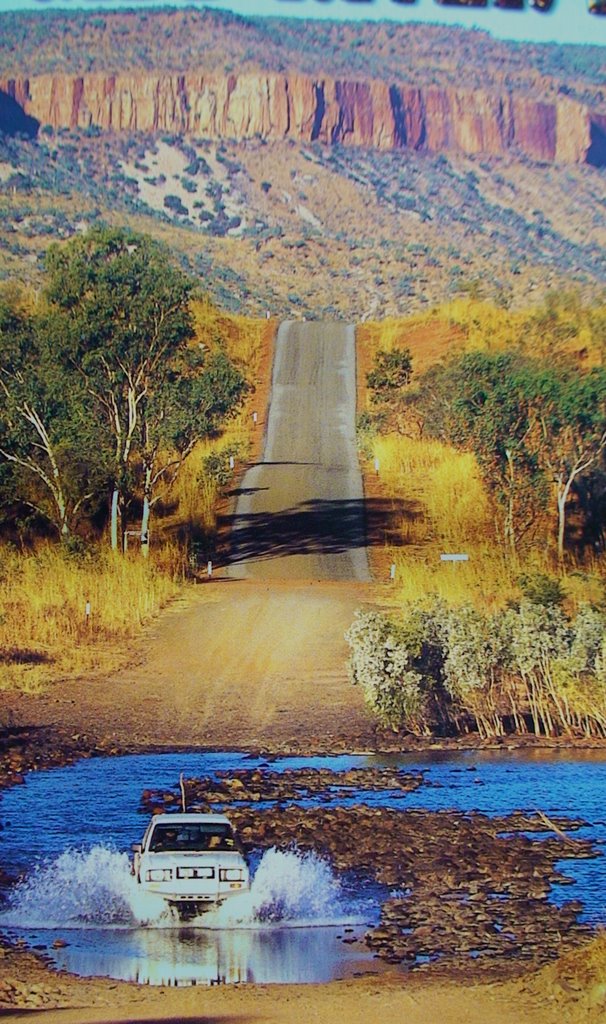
[[33, 924, 372, 986], [0, 845, 376, 985]]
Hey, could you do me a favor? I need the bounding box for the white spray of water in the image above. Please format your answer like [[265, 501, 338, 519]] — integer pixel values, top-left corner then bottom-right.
[[0, 845, 359, 931], [0, 847, 169, 929], [205, 847, 348, 928]]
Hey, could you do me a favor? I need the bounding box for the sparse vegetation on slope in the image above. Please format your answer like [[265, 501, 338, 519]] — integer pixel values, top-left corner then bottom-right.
[[1, 132, 605, 317], [0, 8, 604, 105]]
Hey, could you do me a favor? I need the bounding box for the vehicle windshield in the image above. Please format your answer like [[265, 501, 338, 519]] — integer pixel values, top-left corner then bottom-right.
[[148, 822, 238, 853]]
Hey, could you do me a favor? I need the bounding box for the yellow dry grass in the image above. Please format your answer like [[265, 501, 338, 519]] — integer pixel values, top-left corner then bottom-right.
[[191, 296, 268, 372], [367, 433, 605, 612], [0, 543, 186, 692], [359, 303, 606, 610], [368, 433, 515, 609], [360, 295, 606, 376]]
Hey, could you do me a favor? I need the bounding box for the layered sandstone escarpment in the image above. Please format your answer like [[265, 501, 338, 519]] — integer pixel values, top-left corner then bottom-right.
[[0, 71, 603, 166]]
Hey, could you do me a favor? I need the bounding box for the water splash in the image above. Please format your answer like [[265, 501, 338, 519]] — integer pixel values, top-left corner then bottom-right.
[[207, 847, 355, 928], [0, 846, 169, 929], [0, 845, 365, 931]]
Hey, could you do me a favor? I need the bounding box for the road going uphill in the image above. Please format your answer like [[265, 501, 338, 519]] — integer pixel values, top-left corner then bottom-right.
[[228, 320, 371, 582]]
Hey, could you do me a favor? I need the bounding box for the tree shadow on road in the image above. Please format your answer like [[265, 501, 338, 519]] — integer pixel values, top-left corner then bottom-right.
[[221, 496, 420, 567]]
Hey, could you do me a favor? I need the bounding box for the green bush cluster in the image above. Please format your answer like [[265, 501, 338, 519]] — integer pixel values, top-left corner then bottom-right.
[[346, 598, 606, 739]]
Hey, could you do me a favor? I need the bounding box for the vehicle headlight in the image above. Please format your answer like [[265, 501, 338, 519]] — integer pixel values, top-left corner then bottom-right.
[[219, 868, 244, 882], [146, 868, 173, 882]]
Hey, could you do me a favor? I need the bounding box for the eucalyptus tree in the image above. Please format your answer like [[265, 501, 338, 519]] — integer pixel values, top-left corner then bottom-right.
[[138, 348, 247, 557], [0, 297, 103, 540], [44, 228, 195, 551], [525, 367, 606, 561], [418, 352, 546, 555]]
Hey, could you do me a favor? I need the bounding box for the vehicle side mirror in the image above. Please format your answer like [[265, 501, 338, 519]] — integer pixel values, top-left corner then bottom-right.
[[131, 843, 142, 854]]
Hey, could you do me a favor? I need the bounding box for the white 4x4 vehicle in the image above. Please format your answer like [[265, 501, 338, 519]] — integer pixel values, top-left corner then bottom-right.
[[132, 813, 250, 915]]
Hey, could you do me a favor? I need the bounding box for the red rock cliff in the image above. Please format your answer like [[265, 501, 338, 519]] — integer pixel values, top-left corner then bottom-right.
[[0, 71, 599, 165]]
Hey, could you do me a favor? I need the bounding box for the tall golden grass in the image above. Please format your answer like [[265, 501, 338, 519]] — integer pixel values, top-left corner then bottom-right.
[[369, 433, 514, 608], [368, 433, 604, 612], [360, 304, 606, 610], [360, 295, 605, 375], [191, 297, 268, 372], [1, 303, 271, 691], [0, 543, 186, 692]]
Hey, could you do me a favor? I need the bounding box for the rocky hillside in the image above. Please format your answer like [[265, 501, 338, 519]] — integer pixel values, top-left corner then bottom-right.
[[0, 8, 604, 316], [0, 9, 604, 98], [2, 72, 605, 167], [0, 9, 606, 169]]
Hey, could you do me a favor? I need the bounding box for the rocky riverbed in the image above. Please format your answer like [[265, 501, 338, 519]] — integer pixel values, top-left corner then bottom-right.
[[140, 768, 598, 978], [140, 765, 426, 809]]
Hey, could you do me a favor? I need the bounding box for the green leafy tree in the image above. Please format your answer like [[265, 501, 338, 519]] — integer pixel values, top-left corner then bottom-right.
[[138, 348, 247, 556], [418, 352, 547, 554], [0, 297, 105, 539], [44, 227, 194, 551], [525, 367, 606, 561]]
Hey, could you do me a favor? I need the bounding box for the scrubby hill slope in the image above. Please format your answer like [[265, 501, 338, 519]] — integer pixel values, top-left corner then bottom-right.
[[0, 8, 604, 317]]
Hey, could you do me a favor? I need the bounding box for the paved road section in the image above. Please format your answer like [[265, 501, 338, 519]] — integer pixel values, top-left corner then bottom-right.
[[228, 321, 370, 581]]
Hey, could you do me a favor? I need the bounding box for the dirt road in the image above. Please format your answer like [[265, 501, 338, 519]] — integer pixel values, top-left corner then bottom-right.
[[5, 320, 377, 751], [0, 322, 597, 1024]]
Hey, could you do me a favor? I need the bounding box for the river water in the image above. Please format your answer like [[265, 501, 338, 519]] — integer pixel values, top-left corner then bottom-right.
[[0, 748, 604, 985]]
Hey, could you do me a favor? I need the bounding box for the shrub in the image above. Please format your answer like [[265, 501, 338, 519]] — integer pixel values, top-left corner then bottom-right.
[[345, 610, 426, 733], [346, 599, 606, 739], [518, 572, 564, 607]]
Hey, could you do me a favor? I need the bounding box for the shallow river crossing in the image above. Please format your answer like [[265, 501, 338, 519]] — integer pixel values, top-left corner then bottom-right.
[[0, 749, 605, 986]]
